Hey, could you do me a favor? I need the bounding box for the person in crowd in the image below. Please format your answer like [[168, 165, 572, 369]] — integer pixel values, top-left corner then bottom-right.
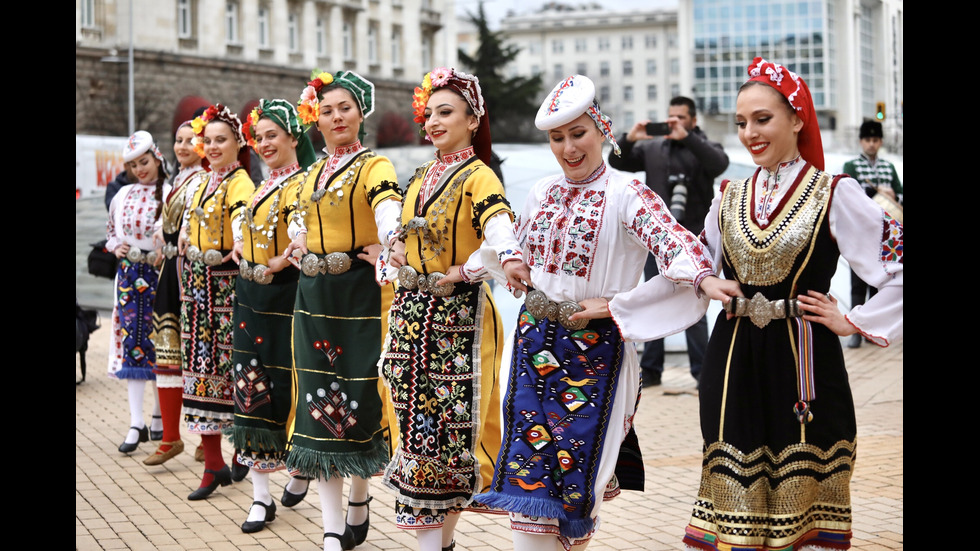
[[376, 67, 528, 551], [107, 131, 170, 455], [682, 58, 903, 551], [179, 104, 256, 500], [473, 74, 737, 551], [283, 70, 402, 551]]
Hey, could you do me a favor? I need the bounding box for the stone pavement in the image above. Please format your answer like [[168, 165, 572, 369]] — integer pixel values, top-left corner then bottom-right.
[[76, 327, 902, 551]]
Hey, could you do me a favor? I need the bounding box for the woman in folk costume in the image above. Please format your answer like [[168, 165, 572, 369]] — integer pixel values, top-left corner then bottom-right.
[[682, 58, 903, 551], [376, 67, 530, 551], [107, 131, 170, 455], [473, 75, 737, 551], [179, 103, 256, 500], [145, 120, 208, 466], [230, 98, 317, 533], [282, 70, 402, 551]]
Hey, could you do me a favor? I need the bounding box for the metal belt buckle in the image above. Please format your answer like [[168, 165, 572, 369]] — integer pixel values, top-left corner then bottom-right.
[[427, 272, 454, 297], [557, 301, 587, 331], [525, 289, 557, 320], [747, 292, 775, 329], [203, 249, 224, 266], [145, 250, 159, 266], [162, 243, 178, 259], [239, 259, 252, 279], [397, 265, 419, 290], [186, 245, 202, 263], [416, 270, 431, 293], [252, 264, 272, 285], [126, 247, 143, 263], [301, 253, 322, 277], [325, 252, 352, 275]]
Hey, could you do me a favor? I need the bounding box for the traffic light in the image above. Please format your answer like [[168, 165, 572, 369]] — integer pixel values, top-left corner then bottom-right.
[[875, 101, 886, 121]]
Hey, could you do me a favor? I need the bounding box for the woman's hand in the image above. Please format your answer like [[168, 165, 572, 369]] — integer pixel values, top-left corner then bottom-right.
[[231, 241, 244, 264], [152, 228, 164, 249], [265, 254, 293, 275], [699, 276, 743, 305], [357, 244, 383, 266], [177, 231, 189, 255], [113, 243, 130, 259], [435, 266, 465, 287], [503, 259, 531, 296], [388, 240, 407, 269], [797, 290, 857, 336], [283, 233, 309, 262], [568, 297, 612, 321]]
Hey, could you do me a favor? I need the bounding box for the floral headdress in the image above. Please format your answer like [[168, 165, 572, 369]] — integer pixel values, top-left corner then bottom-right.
[[412, 67, 492, 164], [534, 75, 620, 156], [191, 103, 247, 154], [298, 69, 375, 140], [176, 120, 207, 162], [745, 57, 823, 170], [243, 98, 317, 169]]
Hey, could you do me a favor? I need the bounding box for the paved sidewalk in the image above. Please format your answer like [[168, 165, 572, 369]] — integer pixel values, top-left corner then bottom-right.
[[76, 330, 902, 551]]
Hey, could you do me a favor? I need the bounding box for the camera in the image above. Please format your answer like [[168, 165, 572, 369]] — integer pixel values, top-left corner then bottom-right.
[[668, 173, 689, 222]]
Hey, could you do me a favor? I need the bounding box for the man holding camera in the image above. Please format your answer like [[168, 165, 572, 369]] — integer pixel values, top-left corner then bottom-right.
[[609, 96, 728, 387]]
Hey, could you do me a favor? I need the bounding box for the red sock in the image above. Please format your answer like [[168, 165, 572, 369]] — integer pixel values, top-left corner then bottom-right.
[[199, 434, 225, 488], [156, 387, 182, 452]]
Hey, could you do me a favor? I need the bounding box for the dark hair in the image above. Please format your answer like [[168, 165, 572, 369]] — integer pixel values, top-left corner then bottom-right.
[[319, 82, 362, 116], [737, 81, 795, 117], [669, 96, 697, 118]]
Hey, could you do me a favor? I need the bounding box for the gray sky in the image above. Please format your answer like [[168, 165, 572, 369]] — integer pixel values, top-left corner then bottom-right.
[[455, 0, 680, 29]]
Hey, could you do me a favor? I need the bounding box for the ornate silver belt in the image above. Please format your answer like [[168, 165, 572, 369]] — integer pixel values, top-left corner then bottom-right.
[[239, 260, 273, 284], [162, 243, 179, 259], [185, 245, 225, 266], [125, 247, 160, 266], [724, 292, 803, 329], [524, 289, 587, 331], [396, 265, 455, 297], [301, 252, 354, 277]]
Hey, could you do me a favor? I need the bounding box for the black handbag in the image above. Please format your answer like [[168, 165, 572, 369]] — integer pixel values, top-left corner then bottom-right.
[[87, 239, 118, 279]]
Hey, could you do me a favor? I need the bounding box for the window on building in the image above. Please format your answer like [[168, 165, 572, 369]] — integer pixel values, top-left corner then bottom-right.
[[645, 34, 656, 49], [668, 32, 678, 48], [670, 57, 679, 75], [368, 24, 378, 64], [599, 85, 610, 103], [623, 60, 633, 76], [622, 35, 633, 50], [553, 63, 564, 80], [624, 85, 633, 102], [647, 59, 657, 75], [225, 1, 240, 44], [624, 111, 635, 129], [257, 5, 270, 49], [177, 0, 193, 38], [647, 84, 657, 101], [529, 40, 541, 54], [316, 18, 327, 56], [391, 27, 403, 68], [600, 61, 609, 77], [576, 62, 587, 76], [531, 64, 541, 76], [288, 11, 300, 52], [80, 0, 96, 27], [575, 38, 587, 52], [552, 39, 563, 54], [671, 84, 680, 97], [421, 34, 432, 68], [343, 21, 353, 60], [598, 37, 609, 51]]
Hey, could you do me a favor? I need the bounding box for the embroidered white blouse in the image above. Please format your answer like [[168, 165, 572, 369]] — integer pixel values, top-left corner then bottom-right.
[[106, 182, 170, 253]]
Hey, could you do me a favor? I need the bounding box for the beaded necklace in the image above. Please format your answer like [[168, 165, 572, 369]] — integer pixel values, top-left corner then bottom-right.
[[246, 161, 300, 249], [191, 162, 240, 247], [404, 147, 476, 264]]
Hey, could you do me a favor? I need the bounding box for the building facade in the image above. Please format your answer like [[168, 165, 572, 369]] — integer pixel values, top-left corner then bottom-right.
[[76, 0, 456, 150], [682, 0, 903, 151], [500, 5, 681, 133]]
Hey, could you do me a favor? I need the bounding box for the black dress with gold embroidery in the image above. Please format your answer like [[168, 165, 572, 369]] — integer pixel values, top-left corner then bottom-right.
[[684, 165, 856, 551]]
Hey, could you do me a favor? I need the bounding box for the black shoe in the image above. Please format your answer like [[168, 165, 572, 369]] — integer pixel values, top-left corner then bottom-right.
[[118, 425, 149, 453], [241, 500, 276, 533], [847, 334, 862, 348], [281, 476, 310, 508], [149, 415, 163, 441], [443, 541, 455, 551], [347, 495, 373, 546], [231, 453, 249, 482], [324, 526, 355, 550], [641, 373, 662, 388], [187, 466, 232, 501]]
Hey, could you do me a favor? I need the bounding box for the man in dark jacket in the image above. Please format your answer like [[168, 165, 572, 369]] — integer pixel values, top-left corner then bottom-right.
[[609, 96, 728, 387]]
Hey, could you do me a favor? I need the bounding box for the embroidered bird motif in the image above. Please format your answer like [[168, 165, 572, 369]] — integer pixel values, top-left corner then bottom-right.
[[559, 376, 597, 387], [508, 478, 546, 491]]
